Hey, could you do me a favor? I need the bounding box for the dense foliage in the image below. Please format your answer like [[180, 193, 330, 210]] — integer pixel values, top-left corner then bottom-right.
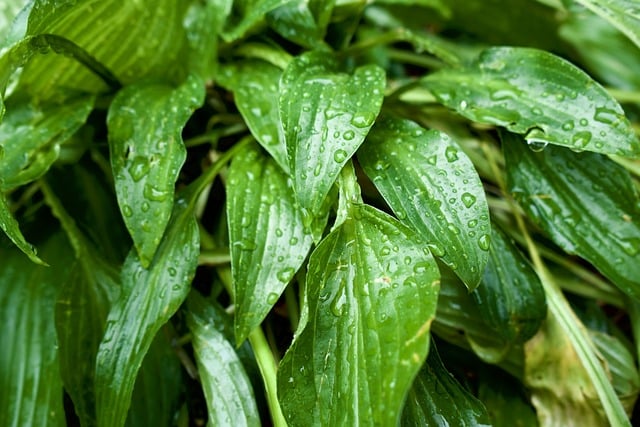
[[1, 0, 640, 426]]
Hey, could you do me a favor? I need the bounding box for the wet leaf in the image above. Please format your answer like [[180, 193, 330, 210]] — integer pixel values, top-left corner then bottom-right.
[[108, 74, 203, 267], [574, 0, 640, 50], [227, 143, 313, 343], [401, 343, 491, 426], [423, 47, 640, 157], [218, 60, 289, 171], [0, 192, 45, 264], [477, 368, 539, 427], [278, 204, 440, 426], [186, 293, 261, 426], [0, 231, 71, 426], [94, 196, 199, 427], [266, 0, 334, 49], [503, 133, 640, 299], [359, 116, 490, 288], [222, 0, 288, 42], [280, 51, 385, 215]]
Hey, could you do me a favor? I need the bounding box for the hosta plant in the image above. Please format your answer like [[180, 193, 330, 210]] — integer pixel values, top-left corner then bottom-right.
[[2, 0, 640, 426]]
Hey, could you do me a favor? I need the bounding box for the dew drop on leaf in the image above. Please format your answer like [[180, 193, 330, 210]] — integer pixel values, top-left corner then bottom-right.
[[333, 149, 348, 163], [427, 243, 445, 257], [343, 130, 355, 141], [168, 267, 177, 277], [128, 156, 150, 182], [122, 204, 133, 217], [571, 131, 592, 149], [478, 234, 491, 251], [350, 112, 375, 128], [289, 236, 299, 245], [562, 120, 574, 131], [143, 184, 168, 201], [444, 146, 458, 162], [277, 267, 296, 283], [593, 107, 621, 125], [461, 192, 477, 208], [526, 139, 548, 152], [267, 292, 279, 305]]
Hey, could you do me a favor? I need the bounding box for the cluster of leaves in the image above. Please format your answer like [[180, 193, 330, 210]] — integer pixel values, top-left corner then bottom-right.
[[2, 0, 640, 426]]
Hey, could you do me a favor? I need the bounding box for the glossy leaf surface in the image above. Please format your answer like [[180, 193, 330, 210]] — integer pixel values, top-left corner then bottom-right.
[[219, 60, 289, 171], [574, 0, 640, 49], [222, 0, 288, 42], [280, 51, 385, 215], [401, 343, 491, 426], [266, 0, 334, 49], [108, 75, 203, 267], [186, 293, 260, 426], [423, 47, 640, 157], [278, 204, 440, 426], [477, 368, 539, 427], [94, 197, 199, 427], [0, 232, 70, 426], [359, 116, 490, 288], [227, 144, 313, 343], [472, 225, 546, 343], [503, 135, 640, 299], [0, 191, 44, 264]]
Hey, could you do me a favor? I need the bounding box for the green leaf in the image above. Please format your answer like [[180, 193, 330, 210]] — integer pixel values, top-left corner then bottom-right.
[[222, 0, 288, 42], [218, 60, 289, 171], [0, 231, 71, 426], [266, 0, 334, 49], [477, 368, 539, 427], [471, 225, 546, 343], [125, 332, 184, 427], [94, 195, 199, 427], [359, 116, 490, 288], [503, 133, 640, 299], [423, 47, 640, 157], [278, 204, 440, 426], [573, 0, 640, 50], [186, 293, 261, 426], [0, 0, 27, 42], [227, 143, 313, 343], [280, 51, 385, 215], [108, 75, 203, 267], [0, 95, 94, 190], [0, 191, 45, 264], [401, 343, 491, 426]]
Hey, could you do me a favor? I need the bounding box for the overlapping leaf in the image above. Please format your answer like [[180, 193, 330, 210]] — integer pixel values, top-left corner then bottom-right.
[[0, 231, 71, 426], [0, 192, 44, 263], [423, 47, 640, 157], [359, 116, 490, 287], [218, 61, 289, 171], [401, 343, 491, 426], [503, 134, 640, 299], [477, 368, 539, 427], [186, 293, 260, 426], [94, 196, 199, 427], [280, 51, 385, 215], [574, 0, 640, 50], [227, 144, 313, 343], [108, 75, 203, 267], [278, 204, 440, 426], [266, 0, 334, 49], [222, 0, 288, 42]]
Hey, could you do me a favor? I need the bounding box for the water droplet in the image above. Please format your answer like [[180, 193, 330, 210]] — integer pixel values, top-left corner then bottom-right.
[[277, 267, 296, 283], [579, 118, 589, 126], [562, 120, 574, 131], [275, 228, 284, 237], [380, 246, 391, 256], [267, 292, 279, 304], [459, 100, 468, 110], [351, 112, 375, 128], [531, 107, 543, 115], [128, 156, 150, 182], [618, 237, 640, 256], [461, 193, 476, 208], [427, 155, 437, 165], [289, 237, 299, 245], [241, 216, 252, 228], [404, 256, 412, 265], [444, 146, 458, 162], [144, 184, 167, 201], [141, 202, 150, 212], [594, 107, 621, 126], [325, 108, 340, 119], [447, 223, 461, 235], [313, 163, 322, 177], [235, 240, 257, 251], [526, 139, 548, 152], [468, 219, 478, 228], [168, 267, 177, 277], [374, 160, 390, 171], [428, 243, 445, 257], [478, 234, 491, 251], [343, 130, 355, 141], [333, 149, 348, 163], [122, 205, 133, 217], [413, 261, 431, 274], [571, 131, 592, 149]]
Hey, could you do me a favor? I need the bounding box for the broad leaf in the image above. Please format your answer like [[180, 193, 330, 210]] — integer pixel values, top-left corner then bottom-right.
[[423, 47, 640, 157], [186, 293, 261, 426], [574, 0, 640, 50], [222, 0, 288, 42], [503, 133, 640, 299], [227, 143, 313, 343], [0, 191, 45, 264], [0, 0, 27, 43], [0, 95, 94, 190], [266, 0, 334, 49], [471, 225, 546, 343], [280, 51, 385, 215], [477, 368, 539, 427], [0, 231, 71, 426], [359, 116, 490, 288], [278, 204, 440, 426], [401, 343, 491, 426], [94, 196, 199, 427], [108, 74, 203, 267], [218, 60, 289, 171]]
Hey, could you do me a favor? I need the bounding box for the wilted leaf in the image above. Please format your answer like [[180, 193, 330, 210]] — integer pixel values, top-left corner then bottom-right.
[[278, 204, 440, 426], [423, 47, 640, 157], [359, 116, 490, 288], [280, 51, 385, 215]]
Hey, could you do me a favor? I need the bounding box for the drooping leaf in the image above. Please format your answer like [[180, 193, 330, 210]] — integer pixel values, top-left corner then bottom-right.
[[0, 191, 45, 264], [477, 368, 539, 427], [0, 95, 94, 190], [266, 0, 334, 49], [359, 116, 490, 288], [186, 293, 261, 426], [218, 60, 289, 171], [125, 332, 184, 427], [94, 196, 199, 427], [278, 203, 440, 426], [0, 231, 71, 427], [471, 225, 546, 343], [280, 51, 385, 215], [227, 143, 313, 343], [573, 0, 640, 50], [107, 74, 203, 267], [401, 342, 491, 426], [423, 47, 640, 157], [222, 0, 288, 42], [503, 133, 640, 299]]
